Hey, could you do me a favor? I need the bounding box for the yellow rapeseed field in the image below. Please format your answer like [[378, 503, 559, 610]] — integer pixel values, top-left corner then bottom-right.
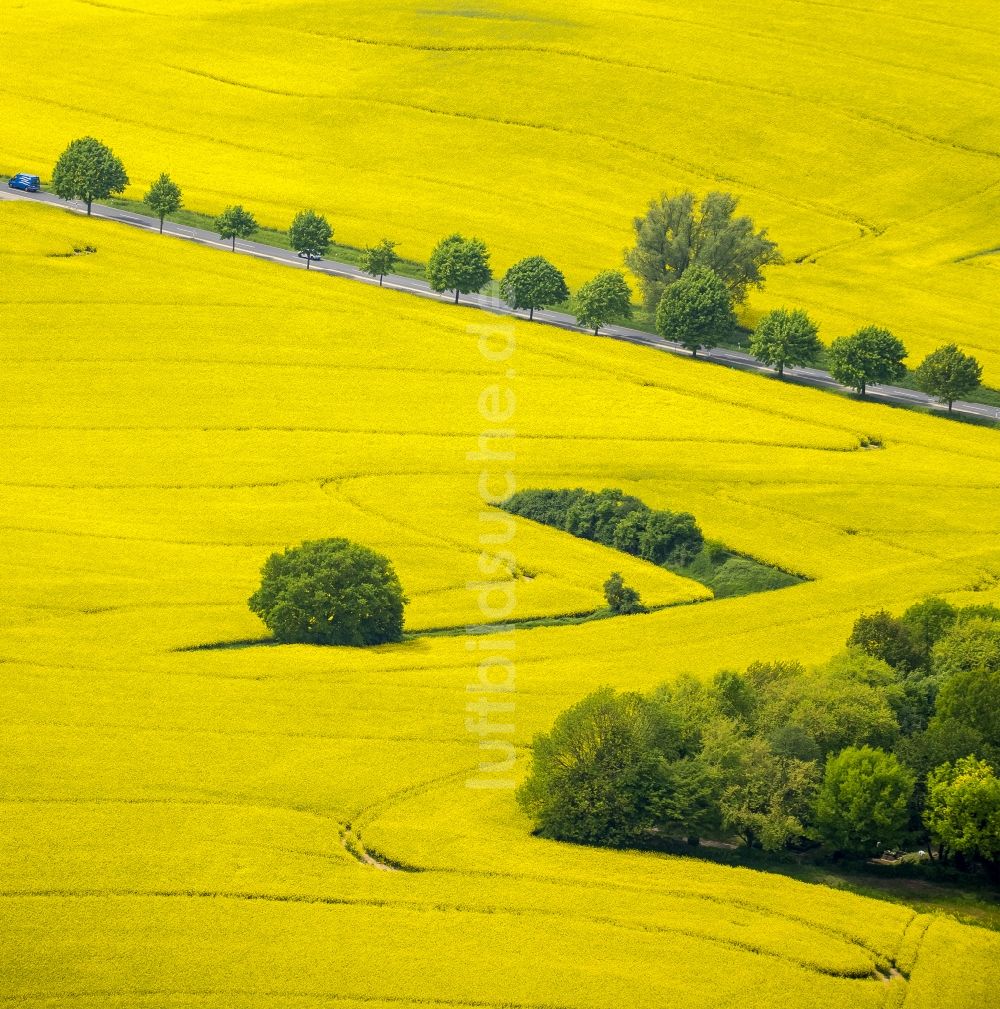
[[2, 200, 1000, 1006], [1, 0, 999, 376]]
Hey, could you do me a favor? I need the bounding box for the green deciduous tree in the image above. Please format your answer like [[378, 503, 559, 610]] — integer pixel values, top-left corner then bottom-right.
[[427, 233, 492, 304], [914, 344, 983, 412], [564, 488, 644, 543], [702, 720, 817, 851], [499, 255, 570, 320], [848, 610, 921, 672], [901, 596, 958, 667], [603, 572, 646, 615], [574, 270, 633, 335], [517, 687, 670, 846], [216, 205, 258, 251], [749, 308, 822, 376], [813, 746, 915, 856], [828, 326, 907, 395], [143, 172, 182, 233], [359, 238, 398, 286], [896, 718, 986, 794], [933, 619, 1000, 747], [289, 209, 333, 269], [755, 656, 900, 759], [51, 136, 129, 216], [925, 757, 1000, 872], [655, 265, 736, 356], [625, 190, 782, 310], [638, 510, 704, 566], [248, 538, 406, 646]]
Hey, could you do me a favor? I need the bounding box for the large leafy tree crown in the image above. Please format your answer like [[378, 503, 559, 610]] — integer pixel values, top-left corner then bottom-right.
[[248, 538, 407, 646], [51, 136, 129, 210]]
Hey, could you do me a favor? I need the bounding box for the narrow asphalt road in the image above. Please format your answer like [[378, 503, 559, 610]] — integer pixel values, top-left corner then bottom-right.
[[3, 186, 996, 424]]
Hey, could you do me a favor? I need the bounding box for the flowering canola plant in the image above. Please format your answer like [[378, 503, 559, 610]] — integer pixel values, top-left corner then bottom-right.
[[1, 0, 999, 377], [1, 200, 999, 1007]]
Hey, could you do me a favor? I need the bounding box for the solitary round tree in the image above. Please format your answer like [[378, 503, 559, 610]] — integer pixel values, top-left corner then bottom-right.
[[427, 233, 492, 304], [574, 270, 632, 335], [655, 265, 736, 356], [828, 326, 907, 395], [216, 204, 258, 251], [143, 172, 182, 233], [749, 308, 821, 376], [914, 344, 982, 412], [359, 238, 399, 286], [289, 209, 333, 270], [248, 538, 406, 646], [499, 255, 570, 320], [51, 136, 129, 216]]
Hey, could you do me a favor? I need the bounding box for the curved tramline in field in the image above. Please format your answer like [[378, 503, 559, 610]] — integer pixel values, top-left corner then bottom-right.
[[1, 200, 999, 1007]]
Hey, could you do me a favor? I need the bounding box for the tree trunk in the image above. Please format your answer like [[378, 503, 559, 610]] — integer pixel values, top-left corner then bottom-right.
[[379, 274, 384, 287], [86, 199, 93, 216], [948, 400, 954, 412], [529, 307, 534, 321], [692, 347, 698, 357], [778, 362, 784, 377], [454, 289, 460, 304], [306, 256, 311, 271], [860, 380, 866, 395], [231, 235, 236, 251], [159, 215, 165, 234], [593, 326, 600, 336]]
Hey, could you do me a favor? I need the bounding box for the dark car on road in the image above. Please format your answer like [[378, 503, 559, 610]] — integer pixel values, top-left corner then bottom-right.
[[8, 173, 41, 192]]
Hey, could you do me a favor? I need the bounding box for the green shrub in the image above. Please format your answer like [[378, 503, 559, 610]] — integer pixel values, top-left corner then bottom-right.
[[603, 572, 647, 615]]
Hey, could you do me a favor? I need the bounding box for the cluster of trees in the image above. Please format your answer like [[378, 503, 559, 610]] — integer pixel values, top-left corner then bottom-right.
[[248, 538, 407, 646], [519, 596, 1000, 879], [501, 487, 800, 599], [501, 488, 704, 568], [46, 139, 985, 408]]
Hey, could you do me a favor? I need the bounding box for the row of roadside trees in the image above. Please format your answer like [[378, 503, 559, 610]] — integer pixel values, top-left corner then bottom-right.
[[416, 209, 984, 411], [46, 137, 985, 409], [48, 137, 402, 282]]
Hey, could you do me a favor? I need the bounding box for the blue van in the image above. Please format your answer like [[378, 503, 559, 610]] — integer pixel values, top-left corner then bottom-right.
[[8, 173, 41, 192]]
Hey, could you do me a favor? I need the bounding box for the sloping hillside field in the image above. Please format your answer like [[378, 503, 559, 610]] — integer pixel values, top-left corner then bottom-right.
[[2, 0, 999, 376], [3, 201, 1000, 1006]]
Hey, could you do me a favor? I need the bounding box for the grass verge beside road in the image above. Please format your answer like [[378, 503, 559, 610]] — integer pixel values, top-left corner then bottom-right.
[[102, 194, 429, 282]]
